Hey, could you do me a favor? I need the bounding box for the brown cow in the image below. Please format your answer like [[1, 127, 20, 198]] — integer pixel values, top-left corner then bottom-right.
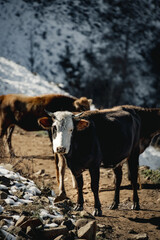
[[0, 93, 91, 199]]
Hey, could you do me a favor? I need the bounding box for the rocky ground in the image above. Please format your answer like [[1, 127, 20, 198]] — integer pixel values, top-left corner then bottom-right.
[[0, 127, 160, 240]]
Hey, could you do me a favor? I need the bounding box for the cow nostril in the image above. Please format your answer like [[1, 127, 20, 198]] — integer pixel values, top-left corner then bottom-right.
[[57, 147, 66, 153]]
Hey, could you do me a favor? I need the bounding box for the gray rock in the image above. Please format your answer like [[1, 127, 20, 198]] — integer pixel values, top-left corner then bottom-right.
[[135, 233, 148, 240], [96, 230, 106, 238], [78, 220, 97, 240], [75, 218, 89, 229], [0, 190, 8, 199], [19, 217, 43, 229], [80, 210, 95, 219], [0, 219, 6, 227], [128, 233, 148, 240], [15, 216, 29, 227], [41, 226, 68, 240], [54, 235, 65, 240]]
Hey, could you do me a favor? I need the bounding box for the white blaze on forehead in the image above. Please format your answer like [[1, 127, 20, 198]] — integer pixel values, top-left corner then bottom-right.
[[52, 111, 74, 153]]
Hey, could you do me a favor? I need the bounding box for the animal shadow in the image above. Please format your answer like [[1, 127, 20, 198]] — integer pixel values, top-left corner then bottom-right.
[[129, 216, 160, 229]]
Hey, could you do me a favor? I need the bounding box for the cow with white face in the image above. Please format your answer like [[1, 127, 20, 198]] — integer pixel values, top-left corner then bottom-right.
[[38, 106, 148, 217], [38, 110, 102, 215]]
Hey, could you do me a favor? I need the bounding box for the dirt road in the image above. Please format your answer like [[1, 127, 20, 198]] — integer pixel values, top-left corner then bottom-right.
[[1, 127, 160, 239]]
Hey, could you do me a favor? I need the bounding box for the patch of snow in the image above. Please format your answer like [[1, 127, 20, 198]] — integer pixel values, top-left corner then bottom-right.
[[140, 146, 160, 170], [44, 222, 58, 228], [0, 57, 67, 96], [0, 205, 4, 213], [39, 209, 63, 220], [0, 184, 8, 190], [0, 164, 65, 233], [5, 198, 16, 205], [0, 229, 16, 240]]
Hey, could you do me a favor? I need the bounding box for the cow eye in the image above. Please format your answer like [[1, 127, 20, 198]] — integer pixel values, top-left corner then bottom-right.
[[52, 125, 57, 133], [69, 129, 73, 133], [52, 126, 57, 139]]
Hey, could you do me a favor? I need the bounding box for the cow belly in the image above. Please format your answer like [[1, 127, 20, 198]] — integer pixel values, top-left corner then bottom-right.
[[101, 146, 131, 168], [102, 156, 127, 168], [17, 119, 42, 131]]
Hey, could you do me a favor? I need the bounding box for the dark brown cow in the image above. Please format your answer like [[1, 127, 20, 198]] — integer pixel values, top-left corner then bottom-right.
[[0, 93, 91, 198], [38, 105, 160, 216]]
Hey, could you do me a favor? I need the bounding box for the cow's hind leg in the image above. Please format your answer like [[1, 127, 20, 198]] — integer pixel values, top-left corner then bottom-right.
[[6, 125, 16, 158], [54, 153, 68, 202], [110, 165, 122, 210], [0, 126, 7, 157], [74, 173, 84, 211], [128, 150, 140, 210], [89, 167, 102, 216]]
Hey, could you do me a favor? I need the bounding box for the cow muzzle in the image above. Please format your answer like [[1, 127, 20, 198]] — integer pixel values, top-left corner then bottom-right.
[[56, 146, 66, 154]]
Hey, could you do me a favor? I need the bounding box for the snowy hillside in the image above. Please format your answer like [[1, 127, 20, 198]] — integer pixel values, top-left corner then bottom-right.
[[0, 0, 92, 91], [0, 0, 160, 107], [0, 57, 66, 96]]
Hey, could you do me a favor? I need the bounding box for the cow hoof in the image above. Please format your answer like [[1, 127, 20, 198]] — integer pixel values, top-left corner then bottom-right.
[[109, 202, 119, 210], [74, 204, 83, 211], [93, 208, 102, 217], [54, 192, 68, 203], [131, 203, 140, 210]]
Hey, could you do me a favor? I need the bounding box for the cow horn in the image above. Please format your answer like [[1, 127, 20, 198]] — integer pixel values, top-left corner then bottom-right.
[[44, 109, 55, 117], [74, 112, 84, 118]]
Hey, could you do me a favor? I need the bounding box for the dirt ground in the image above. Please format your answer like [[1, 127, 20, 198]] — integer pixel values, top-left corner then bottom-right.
[[1, 127, 160, 240]]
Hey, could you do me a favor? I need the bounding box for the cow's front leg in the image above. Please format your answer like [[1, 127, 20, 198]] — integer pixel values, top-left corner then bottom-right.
[[110, 165, 122, 210], [74, 173, 84, 211], [89, 167, 102, 216], [54, 154, 67, 202]]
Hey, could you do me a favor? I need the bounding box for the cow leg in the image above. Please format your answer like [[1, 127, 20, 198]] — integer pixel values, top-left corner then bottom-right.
[[128, 151, 140, 210], [0, 126, 7, 157], [58, 154, 66, 195], [74, 174, 84, 211], [6, 125, 16, 158], [110, 165, 122, 210], [54, 153, 67, 203], [70, 170, 77, 189], [89, 167, 102, 216]]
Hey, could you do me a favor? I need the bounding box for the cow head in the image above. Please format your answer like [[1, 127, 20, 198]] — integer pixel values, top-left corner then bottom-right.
[[74, 97, 92, 111], [38, 111, 90, 154]]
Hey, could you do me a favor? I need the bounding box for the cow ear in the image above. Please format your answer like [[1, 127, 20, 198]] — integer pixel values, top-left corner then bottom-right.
[[38, 117, 53, 129], [74, 99, 81, 110], [76, 119, 90, 131], [88, 99, 92, 106]]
